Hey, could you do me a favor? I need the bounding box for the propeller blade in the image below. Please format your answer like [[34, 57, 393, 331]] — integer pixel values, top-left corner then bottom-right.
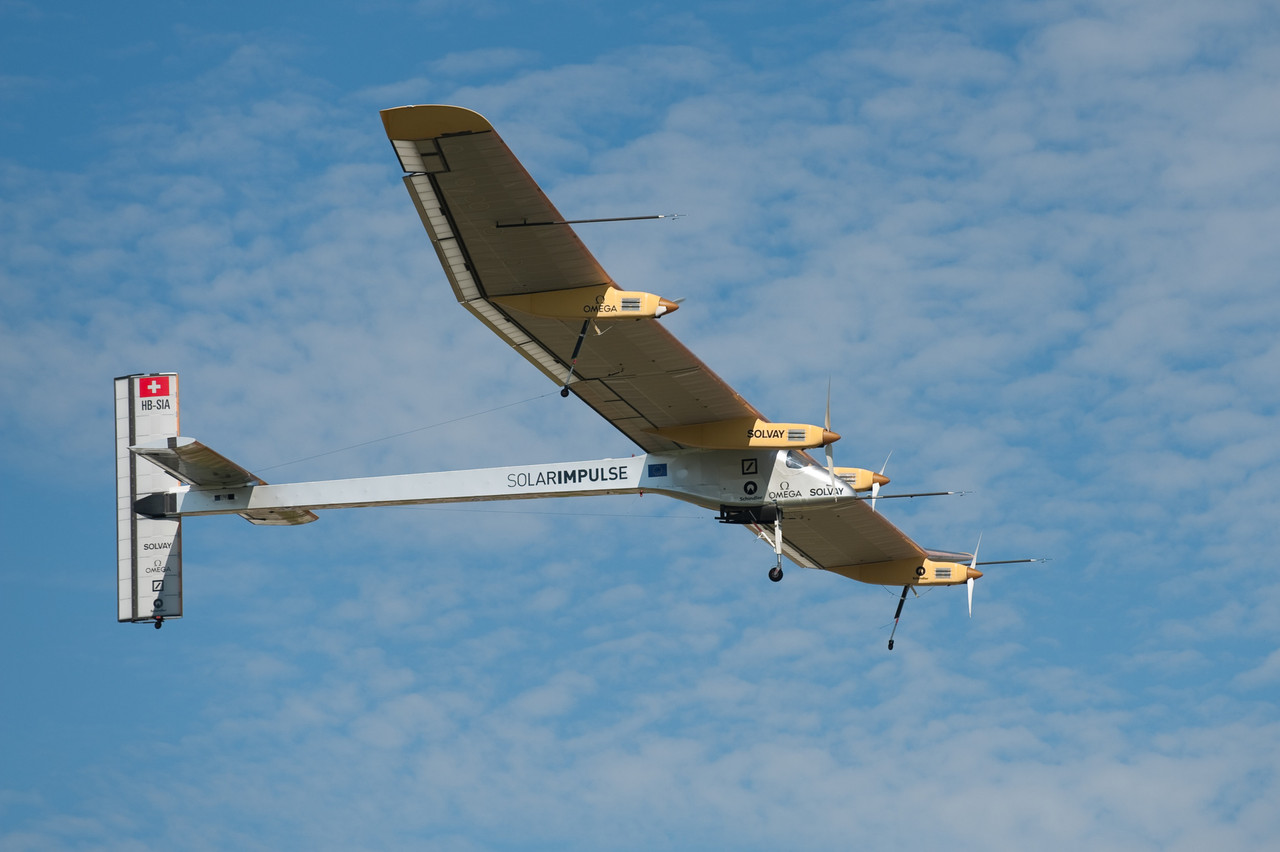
[[824, 379, 836, 490], [824, 379, 832, 434], [967, 532, 982, 618], [870, 451, 893, 513]]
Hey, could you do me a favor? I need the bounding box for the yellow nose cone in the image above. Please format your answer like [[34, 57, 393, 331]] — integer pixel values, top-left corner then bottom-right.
[[822, 430, 841, 445], [873, 472, 890, 487], [966, 566, 983, 580], [657, 297, 680, 316]]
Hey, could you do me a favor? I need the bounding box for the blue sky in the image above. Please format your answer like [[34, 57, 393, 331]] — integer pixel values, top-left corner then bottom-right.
[[3, 0, 1279, 849]]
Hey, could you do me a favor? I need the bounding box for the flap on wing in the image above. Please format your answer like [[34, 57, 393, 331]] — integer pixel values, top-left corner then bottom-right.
[[130, 437, 318, 526]]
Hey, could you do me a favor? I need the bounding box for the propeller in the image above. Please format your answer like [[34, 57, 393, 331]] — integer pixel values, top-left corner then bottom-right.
[[870, 451, 893, 512], [824, 379, 836, 490], [967, 532, 982, 617]]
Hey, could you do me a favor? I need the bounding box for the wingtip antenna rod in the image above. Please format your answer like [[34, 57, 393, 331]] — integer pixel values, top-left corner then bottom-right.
[[861, 490, 966, 502], [496, 213, 684, 228]]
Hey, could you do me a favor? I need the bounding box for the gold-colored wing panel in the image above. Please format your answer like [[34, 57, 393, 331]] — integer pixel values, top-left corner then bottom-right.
[[775, 501, 927, 574], [383, 104, 929, 573], [382, 104, 762, 452]]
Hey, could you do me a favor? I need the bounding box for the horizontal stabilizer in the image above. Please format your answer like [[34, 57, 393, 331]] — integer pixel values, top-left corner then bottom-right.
[[132, 436, 265, 487], [130, 437, 318, 526]]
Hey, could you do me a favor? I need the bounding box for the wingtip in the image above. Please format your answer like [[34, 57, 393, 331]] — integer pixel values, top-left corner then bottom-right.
[[381, 104, 494, 140]]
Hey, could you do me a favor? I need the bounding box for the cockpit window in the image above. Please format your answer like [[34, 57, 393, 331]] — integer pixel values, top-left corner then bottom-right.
[[785, 450, 806, 469]]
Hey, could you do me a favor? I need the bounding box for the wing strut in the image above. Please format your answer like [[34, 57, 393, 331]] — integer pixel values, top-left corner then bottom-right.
[[559, 318, 594, 398], [887, 584, 911, 650]]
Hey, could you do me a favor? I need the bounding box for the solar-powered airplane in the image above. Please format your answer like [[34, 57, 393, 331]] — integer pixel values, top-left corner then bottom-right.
[[116, 105, 1030, 648]]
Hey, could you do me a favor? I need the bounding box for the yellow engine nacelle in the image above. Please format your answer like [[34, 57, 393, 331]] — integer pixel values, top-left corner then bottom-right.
[[649, 417, 840, 450], [833, 467, 890, 492], [915, 557, 982, 586], [493, 284, 679, 320]]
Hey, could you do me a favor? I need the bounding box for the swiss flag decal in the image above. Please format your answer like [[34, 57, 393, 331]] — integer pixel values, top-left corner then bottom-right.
[[139, 376, 171, 397]]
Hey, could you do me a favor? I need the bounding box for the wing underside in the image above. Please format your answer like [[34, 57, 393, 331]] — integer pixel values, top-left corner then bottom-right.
[[382, 105, 762, 454], [761, 500, 928, 580], [382, 104, 929, 579]]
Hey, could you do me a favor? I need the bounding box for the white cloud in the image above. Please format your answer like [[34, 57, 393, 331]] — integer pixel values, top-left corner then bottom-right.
[[4, 1, 1280, 849]]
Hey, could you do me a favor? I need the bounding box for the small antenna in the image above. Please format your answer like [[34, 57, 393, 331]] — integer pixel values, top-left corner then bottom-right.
[[495, 213, 683, 228]]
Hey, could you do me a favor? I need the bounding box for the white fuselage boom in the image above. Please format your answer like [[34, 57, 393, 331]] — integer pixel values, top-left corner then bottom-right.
[[168, 449, 856, 518]]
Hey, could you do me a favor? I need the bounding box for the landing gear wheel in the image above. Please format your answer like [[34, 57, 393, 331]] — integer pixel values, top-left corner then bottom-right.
[[153, 617, 164, 630], [768, 566, 783, 582], [888, 639, 894, 650], [560, 387, 570, 398]]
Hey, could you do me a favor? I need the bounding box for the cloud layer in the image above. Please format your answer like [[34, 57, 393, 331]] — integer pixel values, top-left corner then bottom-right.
[[2, 1, 1279, 849]]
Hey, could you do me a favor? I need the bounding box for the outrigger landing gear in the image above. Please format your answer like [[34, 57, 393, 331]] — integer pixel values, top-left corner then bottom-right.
[[153, 616, 164, 630], [768, 504, 784, 582], [886, 584, 910, 650], [714, 503, 786, 583], [560, 318, 594, 398]]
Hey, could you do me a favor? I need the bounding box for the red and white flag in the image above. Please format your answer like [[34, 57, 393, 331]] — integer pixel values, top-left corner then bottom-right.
[[138, 376, 171, 397]]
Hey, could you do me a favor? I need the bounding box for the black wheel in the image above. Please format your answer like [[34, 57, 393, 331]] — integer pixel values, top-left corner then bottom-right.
[[560, 387, 570, 398], [888, 639, 894, 650], [768, 566, 783, 582]]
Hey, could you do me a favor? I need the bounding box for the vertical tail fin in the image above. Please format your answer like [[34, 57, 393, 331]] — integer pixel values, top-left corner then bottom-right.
[[114, 373, 183, 625]]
